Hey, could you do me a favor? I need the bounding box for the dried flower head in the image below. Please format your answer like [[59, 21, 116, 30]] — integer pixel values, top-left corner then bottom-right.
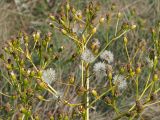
[[93, 62, 106, 77], [81, 49, 95, 63], [75, 10, 82, 19], [42, 68, 56, 84], [113, 75, 127, 90], [145, 57, 153, 68], [100, 50, 114, 63], [91, 38, 101, 49]]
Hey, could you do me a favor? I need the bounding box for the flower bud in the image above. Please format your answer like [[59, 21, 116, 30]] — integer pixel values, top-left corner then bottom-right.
[[91, 89, 98, 98], [37, 94, 44, 100], [49, 15, 55, 21], [75, 10, 82, 19], [122, 22, 129, 30], [91, 27, 97, 34], [106, 13, 110, 22], [135, 67, 141, 74], [10, 71, 16, 80], [131, 24, 136, 30], [24, 78, 29, 86], [153, 56, 158, 68], [108, 72, 112, 80], [6, 64, 12, 70], [20, 106, 27, 114], [78, 105, 85, 113], [30, 71, 35, 77], [111, 3, 116, 10], [61, 29, 67, 35], [129, 69, 135, 77], [153, 74, 158, 81], [33, 31, 40, 42], [37, 70, 43, 77], [123, 36, 128, 45], [105, 96, 112, 104], [117, 12, 122, 18], [72, 7, 76, 14], [99, 17, 105, 23], [120, 67, 125, 74], [66, 3, 70, 10], [69, 74, 75, 84]]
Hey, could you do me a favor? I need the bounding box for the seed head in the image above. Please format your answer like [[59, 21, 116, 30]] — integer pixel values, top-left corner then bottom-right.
[[81, 49, 95, 63], [113, 75, 127, 90], [100, 50, 114, 63], [42, 68, 56, 84], [93, 62, 106, 77]]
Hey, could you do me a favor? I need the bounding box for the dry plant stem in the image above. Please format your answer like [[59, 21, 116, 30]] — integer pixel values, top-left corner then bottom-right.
[[85, 65, 90, 120], [129, 113, 137, 120], [154, 87, 160, 93], [81, 60, 84, 87], [144, 99, 160, 107], [1, 72, 12, 85], [113, 112, 130, 120], [112, 100, 120, 114], [31, 41, 37, 55], [115, 18, 119, 36], [0, 91, 11, 97], [124, 43, 131, 64], [63, 82, 71, 98], [131, 47, 140, 63], [135, 76, 139, 99], [106, 21, 110, 43], [85, 33, 93, 47]]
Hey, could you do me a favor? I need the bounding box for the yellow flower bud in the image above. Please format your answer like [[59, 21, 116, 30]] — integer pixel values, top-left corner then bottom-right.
[[69, 74, 75, 84], [99, 17, 105, 23], [129, 69, 135, 77], [136, 67, 141, 74], [91, 27, 97, 34], [117, 12, 122, 18], [11, 71, 16, 80], [120, 67, 125, 74], [131, 24, 136, 30], [37, 95, 44, 100], [108, 72, 112, 80], [61, 29, 67, 35], [49, 15, 55, 21], [123, 36, 128, 45], [91, 89, 98, 98], [66, 3, 70, 10], [20, 106, 27, 114], [153, 74, 158, 81]]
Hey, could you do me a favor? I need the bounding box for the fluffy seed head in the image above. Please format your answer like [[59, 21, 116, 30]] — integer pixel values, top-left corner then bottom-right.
[[113, 75, 127, 90], [145, 57, 153, 68], [42, 68, 56, 84], [100, 50, 114, 63], [93, 62, 106, 77], [81, 49, 95, 63]]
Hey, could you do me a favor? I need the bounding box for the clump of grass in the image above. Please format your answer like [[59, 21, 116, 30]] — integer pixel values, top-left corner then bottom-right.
[[0, 1, 160, 120]]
